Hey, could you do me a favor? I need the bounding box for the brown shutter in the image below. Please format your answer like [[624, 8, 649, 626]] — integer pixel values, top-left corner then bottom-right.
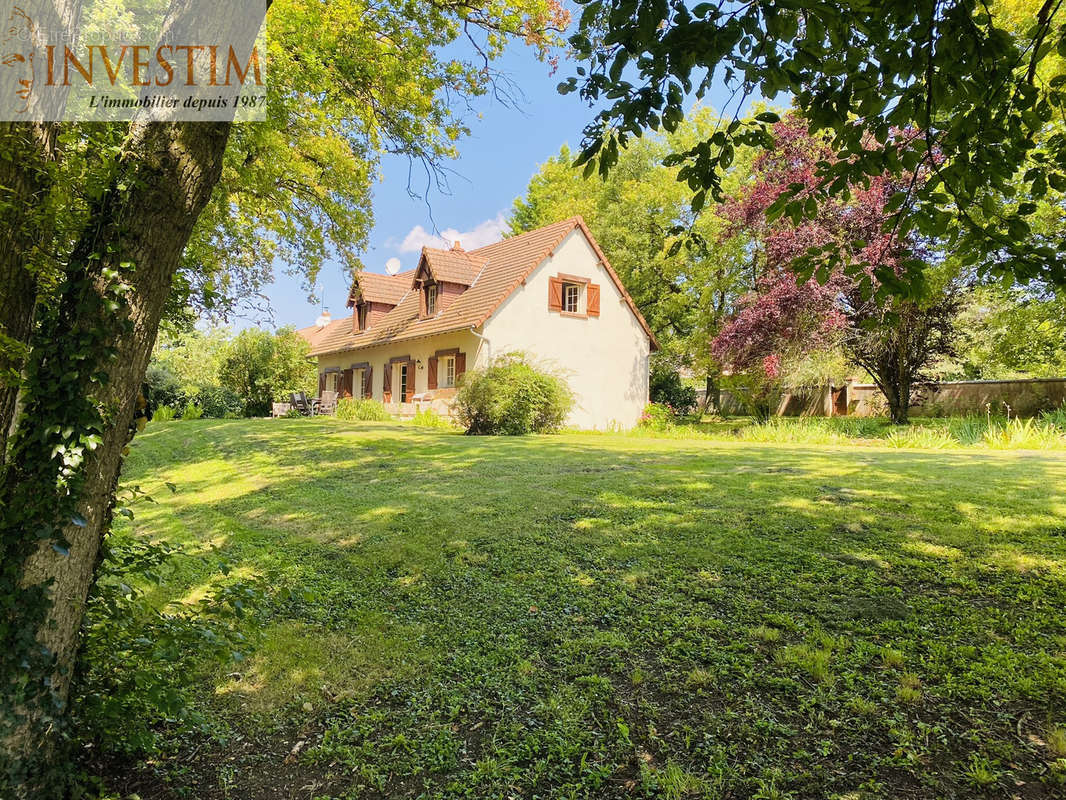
[[363, 366, 373, 399], [340, 368, 353, 398], [455, 352, 466, 381], [383, 363, 392, 402], [318, 371, 326, 394], [427, 357, 438, 390], [548, 276, 563, 311], [587, 283, 601, 316], [404, 360, 415, 402]]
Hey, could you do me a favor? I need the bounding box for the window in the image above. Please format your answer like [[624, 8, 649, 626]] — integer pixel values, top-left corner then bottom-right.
[[441, 356, 455, 388], [325, 372, 339, 393], [399, 362, 408, 401], [562, 282, 580, 313], [426, 284, 437, 315], [357, 303, 368, 331]]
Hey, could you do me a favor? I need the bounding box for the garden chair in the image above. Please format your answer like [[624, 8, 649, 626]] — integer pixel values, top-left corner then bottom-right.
[[290, 392, 313, 416], [271, 402, 291, 418], [317, 390, 339, 416]]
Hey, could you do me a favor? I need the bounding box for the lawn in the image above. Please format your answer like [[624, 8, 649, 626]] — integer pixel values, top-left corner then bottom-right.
[[91, 419, 1066, 799]]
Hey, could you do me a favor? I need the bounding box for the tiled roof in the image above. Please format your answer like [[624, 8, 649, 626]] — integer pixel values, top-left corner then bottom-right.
[[421, 247, 485, 285], [304, 216, 658, 356], [346, 269, 415, 308]]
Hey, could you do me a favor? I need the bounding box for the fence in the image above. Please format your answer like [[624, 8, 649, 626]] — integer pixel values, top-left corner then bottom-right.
[[699, 377, 1066, 418]]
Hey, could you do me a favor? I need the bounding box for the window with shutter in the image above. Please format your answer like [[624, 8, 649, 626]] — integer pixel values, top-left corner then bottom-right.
[[587, 283, 600, 316], [548, 277, 563, 311]]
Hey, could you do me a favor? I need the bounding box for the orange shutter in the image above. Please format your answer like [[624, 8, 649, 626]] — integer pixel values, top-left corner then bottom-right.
[[363, 366, 373, 399], [587, 283, 600, 316], [405, 360, 415, 402], [455, 352, 466, 380], [341, 368, 354, 398], [382, 364, 392, 402], [548, 277, 563, 311], [427, 357, 438, 390]]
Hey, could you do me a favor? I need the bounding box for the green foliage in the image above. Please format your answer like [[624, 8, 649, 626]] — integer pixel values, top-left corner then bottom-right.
[[218, 327, 318, 417], [649, 361, 697, 414], [335, 398, 391, 422], [453, 353, 574, 435], [181, 403, 204, 421], [151, 406, 176, 423], [510, 113, 755, 370], [563, 0, 1066, 288], [637, 401, 678, 431], [944, 285, 1066, 379], [72, 534, 267, 755], [410, 407, 456, 430]]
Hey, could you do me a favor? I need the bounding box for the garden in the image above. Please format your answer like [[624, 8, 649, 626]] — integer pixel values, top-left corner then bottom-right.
[[79, 417, 1066, 799]]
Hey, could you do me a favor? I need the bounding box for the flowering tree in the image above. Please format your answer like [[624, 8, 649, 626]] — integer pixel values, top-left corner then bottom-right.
[[712, 115, 959, 424]]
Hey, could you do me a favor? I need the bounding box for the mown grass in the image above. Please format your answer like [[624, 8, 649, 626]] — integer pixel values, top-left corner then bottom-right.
[[97, 418, 1066, 799]]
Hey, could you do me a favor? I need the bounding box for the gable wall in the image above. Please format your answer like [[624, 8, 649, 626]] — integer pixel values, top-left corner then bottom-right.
[[481, 228, 651, 429]]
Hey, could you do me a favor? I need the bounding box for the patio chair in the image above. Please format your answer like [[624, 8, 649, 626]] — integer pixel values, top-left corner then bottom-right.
[[290, 392, 313, 416], [271, 402, 291, 418], [317, 390, 339, 416]]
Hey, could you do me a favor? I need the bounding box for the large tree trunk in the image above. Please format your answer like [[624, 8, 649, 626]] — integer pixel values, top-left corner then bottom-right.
[[0, 122, 57, 463], [1, 117, 233, 797]]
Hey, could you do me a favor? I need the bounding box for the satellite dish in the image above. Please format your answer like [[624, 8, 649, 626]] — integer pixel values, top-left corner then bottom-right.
[[385, 257, 402, 275]]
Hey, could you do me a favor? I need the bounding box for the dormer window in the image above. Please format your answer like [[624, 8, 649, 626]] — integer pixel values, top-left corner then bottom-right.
[[426, 284, 438, 315], [357, 303, 368, 331]]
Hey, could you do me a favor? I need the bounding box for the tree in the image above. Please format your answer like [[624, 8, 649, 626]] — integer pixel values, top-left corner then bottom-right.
[[0, 0, 567, 793], [218, 327, 317, 416], [561, 0, 1066, 289], [510, 108, 756, 404], [711, 116, 960, 424]]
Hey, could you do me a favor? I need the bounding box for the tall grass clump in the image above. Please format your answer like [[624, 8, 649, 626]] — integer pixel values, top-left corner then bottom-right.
[[335, 398, 392, 421]]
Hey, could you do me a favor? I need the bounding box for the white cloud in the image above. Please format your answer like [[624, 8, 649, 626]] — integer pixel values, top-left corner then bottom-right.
[[395, 212, 509, 254]]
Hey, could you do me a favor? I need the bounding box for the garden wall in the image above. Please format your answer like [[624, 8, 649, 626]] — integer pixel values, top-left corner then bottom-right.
[[703, 378, 1066, 418]]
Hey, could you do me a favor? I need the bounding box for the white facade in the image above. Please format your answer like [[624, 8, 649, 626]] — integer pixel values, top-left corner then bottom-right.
[[480, 229, 651, 429]]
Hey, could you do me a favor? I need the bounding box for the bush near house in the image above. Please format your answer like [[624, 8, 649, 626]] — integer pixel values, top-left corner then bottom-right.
[[649, 361, 697, 415], [335, 398, 391, 421], [453, 352, 574, 435]]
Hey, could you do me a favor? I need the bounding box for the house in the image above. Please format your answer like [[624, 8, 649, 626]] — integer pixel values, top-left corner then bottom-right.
[[297, 216, 658, 429]]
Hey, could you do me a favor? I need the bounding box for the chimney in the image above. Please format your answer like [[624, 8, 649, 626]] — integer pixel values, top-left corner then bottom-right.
[[451, 240, 463, 251], [315, 308, 332, 328]]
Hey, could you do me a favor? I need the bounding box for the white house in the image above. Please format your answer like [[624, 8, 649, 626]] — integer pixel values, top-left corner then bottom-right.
[[298, 216, 658, 429]]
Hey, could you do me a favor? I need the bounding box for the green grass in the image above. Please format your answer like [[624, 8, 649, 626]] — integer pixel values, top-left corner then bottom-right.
[[96, 418, 1066, 798], [624, 413, 1066, 450]]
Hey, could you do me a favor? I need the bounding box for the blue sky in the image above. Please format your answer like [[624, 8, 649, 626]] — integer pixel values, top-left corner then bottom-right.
[[255, 37, 758, 331], [256, 42, 592, 331]]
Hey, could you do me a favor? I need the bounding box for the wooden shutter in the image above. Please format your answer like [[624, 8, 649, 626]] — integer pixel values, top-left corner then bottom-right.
[[341, 368, 354, 398], [548, 277, 563, 311], [587, 283, 601, 316], [455, 352, 466, 381], [363, 366, 373, 399], [404, 360, 415, 402], [382, 363, 392, 401], [318, 371, 326, 394], [427, 356, 438, 390]]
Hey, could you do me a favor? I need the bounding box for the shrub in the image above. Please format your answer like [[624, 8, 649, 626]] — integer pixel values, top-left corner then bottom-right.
[[411, 407, 455, 429], [181, 402, 204, 420], [143, 362, 184, 413], [638, 402, 677, 431], [152, 405, 177, 422], [188, 384, 244, 418], [453, 352, 574, 435], [649, 363, 697, 414], [335, 397, 391, 421]]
